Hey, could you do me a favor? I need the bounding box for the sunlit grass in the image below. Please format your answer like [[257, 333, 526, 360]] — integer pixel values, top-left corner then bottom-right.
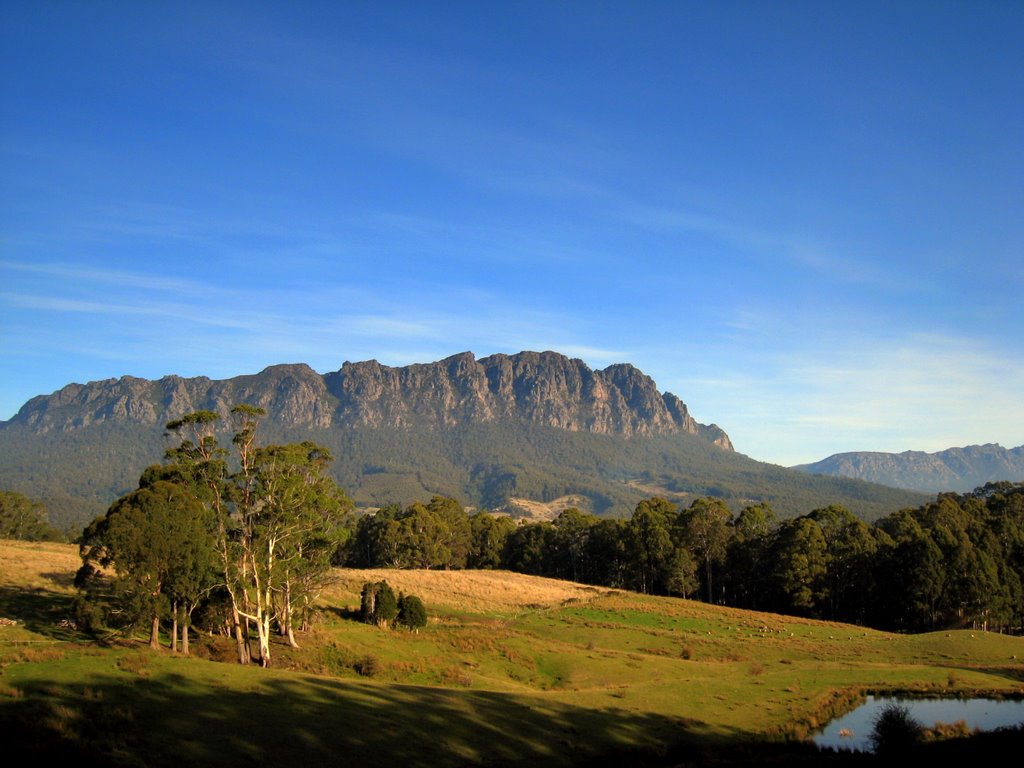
[[2, 540, 1022, 764]]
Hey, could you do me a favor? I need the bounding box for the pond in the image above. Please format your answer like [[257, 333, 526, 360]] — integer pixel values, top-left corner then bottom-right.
[[813, 695, 1024, 752]]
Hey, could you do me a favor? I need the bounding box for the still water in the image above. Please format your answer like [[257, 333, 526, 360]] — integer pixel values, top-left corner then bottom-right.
[[813, 695, 1024, 752]]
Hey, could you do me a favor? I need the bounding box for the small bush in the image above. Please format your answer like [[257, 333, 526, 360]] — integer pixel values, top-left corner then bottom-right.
[[869, 702, 924, 755], [72, 595, 105, 636], [927, 719, 972, 740], [441, 666, 472, 687], [355, 654, 381, 677], [116, 653, 150, 677]]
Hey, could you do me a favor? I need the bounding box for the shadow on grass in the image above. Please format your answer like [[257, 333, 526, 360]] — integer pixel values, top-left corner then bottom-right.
[[40, 569, 77, 589], [943, 664, 1024, 686], [322, 604, 362, 622], [5, 658, 1021, 767], [0, 585, 79, 640], [0, 658, 850, 768], [0, 667, 687, 767]]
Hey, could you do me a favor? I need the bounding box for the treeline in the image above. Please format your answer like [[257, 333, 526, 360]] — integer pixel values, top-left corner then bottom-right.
[[343, 483, 1024, 633]]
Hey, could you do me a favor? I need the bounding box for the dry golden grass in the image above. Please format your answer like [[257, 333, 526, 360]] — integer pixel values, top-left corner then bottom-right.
[[327, 568, 613, 613], [503, 494, 593, 521], [0, 539, 80, 593]]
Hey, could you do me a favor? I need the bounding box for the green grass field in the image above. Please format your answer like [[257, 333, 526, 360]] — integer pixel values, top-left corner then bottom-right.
[[2, 540, 1022, 765]]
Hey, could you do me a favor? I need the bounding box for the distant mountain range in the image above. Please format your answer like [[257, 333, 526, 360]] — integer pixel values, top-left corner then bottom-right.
[[0, 351, 927, 529], [793, 444, 1024, 493]]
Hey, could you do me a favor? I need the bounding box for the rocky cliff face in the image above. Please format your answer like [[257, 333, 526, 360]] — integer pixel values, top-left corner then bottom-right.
[[10, 363, 334, 433], [5, 351, 733, 449], [793, 444, 1024, 493]]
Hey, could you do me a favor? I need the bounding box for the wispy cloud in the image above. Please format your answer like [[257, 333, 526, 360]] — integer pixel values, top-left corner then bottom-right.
[[346, 315, 442, 340], [618, 201, 900, 290], [672, 332, 1024, 465], [1, 291, 261, 331], [1, 260, 206, 294]]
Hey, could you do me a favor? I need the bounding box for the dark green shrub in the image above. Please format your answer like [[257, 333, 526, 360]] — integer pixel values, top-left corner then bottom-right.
[[397, 593, 428, 631], [360, 580, 398, 628], [869, 702, 924, 755], [375, 582, 398, 627]]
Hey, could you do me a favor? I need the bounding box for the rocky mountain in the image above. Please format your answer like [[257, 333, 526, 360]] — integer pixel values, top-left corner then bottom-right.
[[793, 444, 1024, 493], [9, 351, 732, 447], [0, 351, 927, 530]]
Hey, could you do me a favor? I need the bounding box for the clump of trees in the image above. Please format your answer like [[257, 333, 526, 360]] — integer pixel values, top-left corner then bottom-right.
[[0, 489, 63, 541], [359, 580, 427, 631], [348, 496, 473, 569], [360, 580, 398, 628], [76, 407, 353, 666]]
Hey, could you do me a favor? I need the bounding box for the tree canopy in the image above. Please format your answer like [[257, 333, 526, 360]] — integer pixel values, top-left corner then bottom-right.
[[0, 489, 62, 541], [77, 407, 354, 665]]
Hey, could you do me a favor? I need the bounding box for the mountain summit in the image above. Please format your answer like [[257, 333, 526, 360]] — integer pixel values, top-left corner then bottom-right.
[[8, 351, 733, 448]]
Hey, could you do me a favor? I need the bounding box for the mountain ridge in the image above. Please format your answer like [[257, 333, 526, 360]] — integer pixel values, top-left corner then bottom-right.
[[0, 350, 929, 529], [793, 443, 1024, 493], [6, 351, 733, 448]]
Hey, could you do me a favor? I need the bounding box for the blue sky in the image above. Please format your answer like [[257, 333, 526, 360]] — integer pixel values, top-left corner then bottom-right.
[[2, 1, 1022, 466]]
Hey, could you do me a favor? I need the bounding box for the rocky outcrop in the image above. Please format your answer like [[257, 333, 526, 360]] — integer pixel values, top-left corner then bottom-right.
[[4, 351, 732, 449], [324, 351, 731, 446], [10, 363, 334, 433]]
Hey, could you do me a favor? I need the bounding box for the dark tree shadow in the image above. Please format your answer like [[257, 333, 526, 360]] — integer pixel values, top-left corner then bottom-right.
[[3, 660, 1021, 767], [322, 604, 362, 621], [0, 585, 80, 640], [40, 569, 77, 589], [944, 664, 1024, 685]]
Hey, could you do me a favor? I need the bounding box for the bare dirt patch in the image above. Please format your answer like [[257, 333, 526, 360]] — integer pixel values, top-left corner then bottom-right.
[[502, 495, 593, 521]]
